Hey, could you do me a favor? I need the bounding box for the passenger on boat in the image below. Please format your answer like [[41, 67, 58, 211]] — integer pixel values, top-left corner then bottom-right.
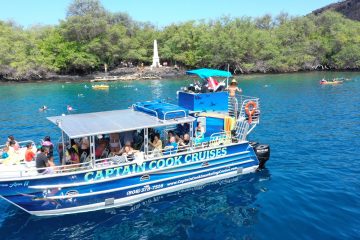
[[25, 143, 35, 162], [36, 147, 52, 174], [149, 133, 162, 152], [1, 143, 17, 165], [1, 146, 9, 159], [95, 140, 106, 158], [178, 133, 190, 150], [164, 136, 178, 155], [70, 139, 79, 154], [109, 133, 121, 154], [6, 135, 19, 150], [167, 131, 175, 142], [195, 122, 205, 138], [119, 141, 138, 158], [67, 147, 80, 165], [42, 136, 54, 161], [194, 122, 206, 145], [58, 143, 64, 162], [79, 137, 90, 157], [226, 79, 242, 97]]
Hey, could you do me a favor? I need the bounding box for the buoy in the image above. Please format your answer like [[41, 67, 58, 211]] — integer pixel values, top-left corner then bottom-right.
[[245, 101, 257, 124]]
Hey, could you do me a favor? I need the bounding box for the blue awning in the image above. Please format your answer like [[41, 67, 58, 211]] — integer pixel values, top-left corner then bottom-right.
[[186, 68, 232, 79]]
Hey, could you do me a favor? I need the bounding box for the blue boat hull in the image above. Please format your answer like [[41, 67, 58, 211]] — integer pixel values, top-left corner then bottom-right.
[[0, 142, 259, 216]]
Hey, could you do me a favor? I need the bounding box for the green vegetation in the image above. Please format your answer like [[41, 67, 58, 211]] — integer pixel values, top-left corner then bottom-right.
[[0, 0, 360, 80]]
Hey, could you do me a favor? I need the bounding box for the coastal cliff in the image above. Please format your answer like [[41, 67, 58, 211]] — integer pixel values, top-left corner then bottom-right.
[[313, 0, 360, 21]]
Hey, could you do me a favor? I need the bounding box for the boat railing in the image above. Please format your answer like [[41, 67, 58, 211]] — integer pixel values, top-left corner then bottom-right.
[[208, 131, 232, 147], [0, 140, 36, 149], [146, 131, 234, 158], [238, 95, 260, 124], [0, 154, 130, 179], [162, 109, 187, 121], [232, 118, 250, 141], [0, 130, 238, 179], [228, 97, 239, 118]]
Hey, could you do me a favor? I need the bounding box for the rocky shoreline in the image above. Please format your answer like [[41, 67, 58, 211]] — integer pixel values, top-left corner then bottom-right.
[[0, 66, 186, 83], [0, 66, 359, 84]]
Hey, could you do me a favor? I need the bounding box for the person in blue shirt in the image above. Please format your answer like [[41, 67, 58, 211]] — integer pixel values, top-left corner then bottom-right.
[[164, 136, 178, 155], [1, 147, 9, 159]]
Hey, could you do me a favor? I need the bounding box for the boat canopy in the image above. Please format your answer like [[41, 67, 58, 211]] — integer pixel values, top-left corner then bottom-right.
[[47, 109, 195, 139], [186, 68, 232, 79]]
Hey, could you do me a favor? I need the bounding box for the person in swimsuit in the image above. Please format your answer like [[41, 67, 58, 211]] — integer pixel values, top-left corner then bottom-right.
[[226, 79, 242, 97], [195, 122, 205, 139]]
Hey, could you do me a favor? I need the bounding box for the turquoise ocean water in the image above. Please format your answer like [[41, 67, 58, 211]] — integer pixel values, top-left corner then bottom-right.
[[0, 72, 359, 239]]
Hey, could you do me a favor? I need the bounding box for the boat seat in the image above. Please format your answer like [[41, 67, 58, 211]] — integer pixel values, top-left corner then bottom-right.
[[80, 151, 88, 163], [100, 148, 110, 159]]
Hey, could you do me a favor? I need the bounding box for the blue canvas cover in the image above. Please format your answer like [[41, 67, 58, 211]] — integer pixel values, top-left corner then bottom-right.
[[186, 68, 232, 79], [133, 100, 189, 120]]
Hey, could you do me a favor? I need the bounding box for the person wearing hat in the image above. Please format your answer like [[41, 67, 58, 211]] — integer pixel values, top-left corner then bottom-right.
[[226, 79, 243, 97]]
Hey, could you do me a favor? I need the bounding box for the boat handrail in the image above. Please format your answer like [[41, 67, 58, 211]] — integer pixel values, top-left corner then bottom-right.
[[0, 140, 36, 149], [238, 95, 260, 124], [0, 130, 239, 179], [146, 131, 233, 158], [162, 109, 187, 121], [209, 131, 232, 147], [0, 155, 127, 179]]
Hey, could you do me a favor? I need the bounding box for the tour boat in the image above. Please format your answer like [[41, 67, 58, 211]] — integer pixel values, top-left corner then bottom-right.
[[0, 68, 270, 216]]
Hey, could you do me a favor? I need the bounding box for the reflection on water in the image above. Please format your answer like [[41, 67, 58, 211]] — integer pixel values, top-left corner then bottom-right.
[[0, 170, 271, 240]]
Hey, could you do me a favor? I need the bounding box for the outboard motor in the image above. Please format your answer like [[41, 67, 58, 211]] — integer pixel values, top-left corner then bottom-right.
[[250, 142, 270, 169]]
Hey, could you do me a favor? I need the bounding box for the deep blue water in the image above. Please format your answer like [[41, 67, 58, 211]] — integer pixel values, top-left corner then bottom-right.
[[0, 72, 359, 240]]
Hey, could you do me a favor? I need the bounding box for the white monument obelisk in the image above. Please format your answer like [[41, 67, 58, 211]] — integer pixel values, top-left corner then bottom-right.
[[151, 40, 161, 68]]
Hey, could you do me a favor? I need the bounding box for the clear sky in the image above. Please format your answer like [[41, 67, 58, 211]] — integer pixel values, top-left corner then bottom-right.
[[0, 0, 337, 27]]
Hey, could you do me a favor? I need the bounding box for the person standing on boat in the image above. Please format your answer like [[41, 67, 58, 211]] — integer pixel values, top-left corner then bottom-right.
[[195, 122, 205, 139], [42, 136, 54, 161], [36, 147, 51, 174], [226, 79, 242, 97]]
